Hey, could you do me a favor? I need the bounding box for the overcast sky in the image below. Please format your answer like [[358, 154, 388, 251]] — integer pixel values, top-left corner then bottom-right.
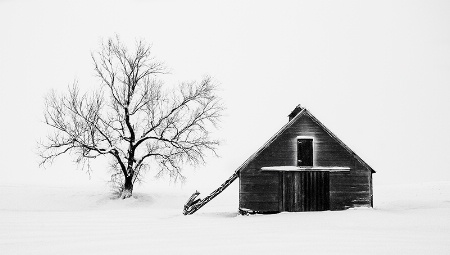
[[1, 0, 449, 189]]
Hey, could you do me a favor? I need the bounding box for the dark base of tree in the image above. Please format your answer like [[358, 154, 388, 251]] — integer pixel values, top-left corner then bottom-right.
[[120, 188, 133, 199], [121, 177, 133, 199]]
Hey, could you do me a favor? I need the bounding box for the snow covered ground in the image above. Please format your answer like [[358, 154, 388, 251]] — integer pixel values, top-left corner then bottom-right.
[[1, 181, 449, 254]]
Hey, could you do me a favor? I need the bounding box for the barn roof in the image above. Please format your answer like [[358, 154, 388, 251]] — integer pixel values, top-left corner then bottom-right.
[[235, 106, 375, 173]]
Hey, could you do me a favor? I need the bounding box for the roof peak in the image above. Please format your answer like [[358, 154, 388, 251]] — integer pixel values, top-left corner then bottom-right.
[[288, 104, 305, 121]]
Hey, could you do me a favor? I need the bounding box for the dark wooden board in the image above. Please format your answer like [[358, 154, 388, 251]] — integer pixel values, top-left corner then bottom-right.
[[240, 183, 279, 193], [240, 193, 279, 203], [240, 176, 280, 185]]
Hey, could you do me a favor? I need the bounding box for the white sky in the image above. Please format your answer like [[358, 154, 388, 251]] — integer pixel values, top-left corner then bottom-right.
[[0, 0, 449, 189]]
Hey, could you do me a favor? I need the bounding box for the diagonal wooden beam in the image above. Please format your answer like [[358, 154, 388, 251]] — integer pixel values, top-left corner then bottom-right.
[[183, 170, 240, 215]]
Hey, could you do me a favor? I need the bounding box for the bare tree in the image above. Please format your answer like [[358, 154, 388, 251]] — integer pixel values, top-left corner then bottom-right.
[[39, 37, 223, 198]]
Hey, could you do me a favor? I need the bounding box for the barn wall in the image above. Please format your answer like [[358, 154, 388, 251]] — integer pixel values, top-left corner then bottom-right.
[[239, 164, 281, 212], [239, 112, 372, 212], [329, 160, 372, 210]]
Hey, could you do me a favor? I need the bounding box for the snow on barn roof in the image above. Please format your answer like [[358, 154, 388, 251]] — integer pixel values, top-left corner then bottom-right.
[[235, 106, 375, 174]]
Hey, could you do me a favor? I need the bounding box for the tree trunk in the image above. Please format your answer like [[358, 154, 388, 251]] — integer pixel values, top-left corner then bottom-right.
[[121, 175, 133, 199]]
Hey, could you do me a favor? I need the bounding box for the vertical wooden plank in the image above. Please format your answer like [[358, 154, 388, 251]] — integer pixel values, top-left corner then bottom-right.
[[320, 172, 324, 210], [286, 172, 289, 211], [323, 172, 330, 211], [294, 172, 299, 211], [326, 172, 328, 210], [282, 171, 285, 211], [279, 172, 284, 212], [301, 172, 306, 212], [310, 172, 313, 211], [291, 172, 296, 211], [298, 172, 302, 211], [317, 172, 322, 211], [304, 172, 308, 211], [321, 172, 326, 210], [292, 172, 296, 211], [319, 172, 322, 211], [292, 172, 295, 211], [284, 172, 289, 211], [312, 172, 316, 211], [312, 172, 317, 211], [294, 172, 297, 211], [306, 172, 311, 211], [320, 173, 323, 210], [317, 172, 320, 211]]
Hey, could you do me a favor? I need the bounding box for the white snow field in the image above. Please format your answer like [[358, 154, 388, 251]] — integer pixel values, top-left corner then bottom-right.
[[1, 181, 449, 255]]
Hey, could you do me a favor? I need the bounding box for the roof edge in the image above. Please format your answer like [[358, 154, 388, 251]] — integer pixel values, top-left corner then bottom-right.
[[235, 108, 307, 173], [235, 107, 375, 174], [303, 109, 375, 173]]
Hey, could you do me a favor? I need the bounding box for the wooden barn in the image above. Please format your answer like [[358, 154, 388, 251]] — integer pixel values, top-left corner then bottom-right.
[[238, 105, 375, 213], [183, 105, 375, 215]]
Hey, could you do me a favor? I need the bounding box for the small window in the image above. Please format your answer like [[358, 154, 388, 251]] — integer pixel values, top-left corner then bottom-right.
[[297, 138, 313, 166]]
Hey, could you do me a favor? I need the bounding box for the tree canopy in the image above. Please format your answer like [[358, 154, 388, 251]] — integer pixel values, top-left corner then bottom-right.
[[39, 37, 223, 198]]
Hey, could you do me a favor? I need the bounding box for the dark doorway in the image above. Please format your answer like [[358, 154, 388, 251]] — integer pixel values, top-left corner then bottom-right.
[[283, 171, 330, 212], [297, 138, 313, 166]]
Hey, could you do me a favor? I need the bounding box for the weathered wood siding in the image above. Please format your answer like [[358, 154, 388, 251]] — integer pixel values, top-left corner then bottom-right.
[[329, 160, 372, 210], [239, 112, 372, 212], [240, 165, 281, 212]]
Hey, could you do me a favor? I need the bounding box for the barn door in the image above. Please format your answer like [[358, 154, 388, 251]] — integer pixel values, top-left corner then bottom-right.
[[283, 171, 330, 212]]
